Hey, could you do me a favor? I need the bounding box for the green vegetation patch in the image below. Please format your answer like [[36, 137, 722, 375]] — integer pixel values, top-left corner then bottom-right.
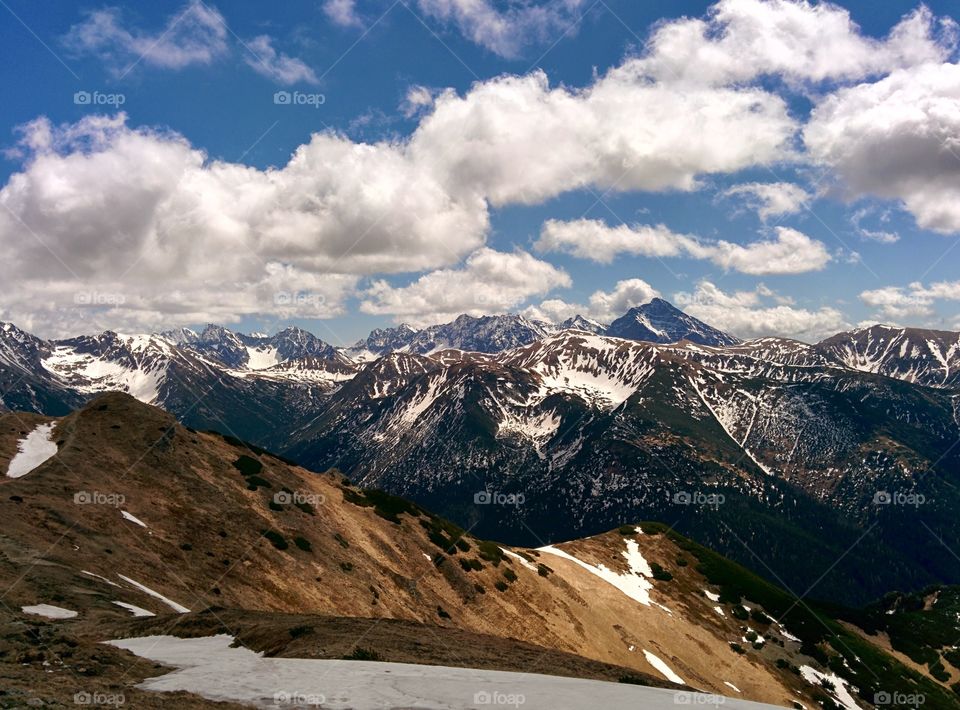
[[477, 540, 505, 566], [341, 486, 424, 524], [261, 529, 288, 550], [232, 455, 263, 476], [650, 563, 673, 582]]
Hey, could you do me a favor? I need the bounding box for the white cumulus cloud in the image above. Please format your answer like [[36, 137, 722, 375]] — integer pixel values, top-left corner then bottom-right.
[[63, 1, 229, 72], [360, 248, 571, 326], [805, 61, 960, 234], [634, 0, 956, 86], [722, 182, 811, 221], [414, 0, 586, 58], [243, 36, 318, 85], [860, 280, 960, 320], [536, 219, 830, 275], [324, 0, 364, 28], [411, 70, 796, 204], [674, 281, 848, 341], [524, 278, 661, 325], [0, 114, 488, 335]]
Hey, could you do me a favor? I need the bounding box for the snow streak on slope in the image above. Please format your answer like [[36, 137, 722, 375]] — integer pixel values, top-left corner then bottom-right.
[[117, 574, 189, 614], [120, 510, 148, 528], [643, 650, 684, 685], [689, 373, 773, 476], [6, 422, 57, 477], [538, 538, 664, 609], [112, 601, 155, 617]]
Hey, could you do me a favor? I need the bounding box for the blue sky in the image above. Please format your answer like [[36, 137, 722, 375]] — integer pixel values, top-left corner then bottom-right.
[[0, 0, 958, 345]]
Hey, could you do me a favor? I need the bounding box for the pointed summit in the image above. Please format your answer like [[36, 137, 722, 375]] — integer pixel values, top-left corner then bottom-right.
[[605, 299, 739, 346]]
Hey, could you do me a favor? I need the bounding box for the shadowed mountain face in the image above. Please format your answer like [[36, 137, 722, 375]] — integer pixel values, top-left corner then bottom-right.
[[287, 331, 960, 606], [2, 392, 959, 710]]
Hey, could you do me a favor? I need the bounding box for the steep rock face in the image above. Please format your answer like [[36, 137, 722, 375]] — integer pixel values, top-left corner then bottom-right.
[[605, 299, 740, 347], [817, 324, 960, 389], [0, 323, 86, 415], [288, 333, 960, 605], [347, 314, 557, 357], [167, 324, 347, 370], [347, 324, 420, 360], [559, 315, 607, 334]]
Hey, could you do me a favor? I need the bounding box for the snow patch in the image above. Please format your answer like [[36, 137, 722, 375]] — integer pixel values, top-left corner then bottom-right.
[[42, 344, 165, 403], [82, 570, 119, 587], [244, 345, 280, 370], [106, 634, 772, 710], [22, 604, 77, 619], [799, 666, 862, 710], [496, 410, 561, 448], [6, 422, 57, 477]]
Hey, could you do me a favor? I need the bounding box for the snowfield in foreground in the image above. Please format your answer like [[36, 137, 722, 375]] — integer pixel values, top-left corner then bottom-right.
[[107, 634, 781, 710], [5, 422, 57, 477]]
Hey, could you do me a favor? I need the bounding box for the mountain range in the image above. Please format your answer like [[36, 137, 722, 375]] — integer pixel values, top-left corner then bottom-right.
[[3, 392, 959, 708], [2, 301, 959, 608]]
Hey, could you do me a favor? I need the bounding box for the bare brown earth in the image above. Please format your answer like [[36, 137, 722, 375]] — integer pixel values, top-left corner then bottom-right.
[[0, 393, 877, 707]]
